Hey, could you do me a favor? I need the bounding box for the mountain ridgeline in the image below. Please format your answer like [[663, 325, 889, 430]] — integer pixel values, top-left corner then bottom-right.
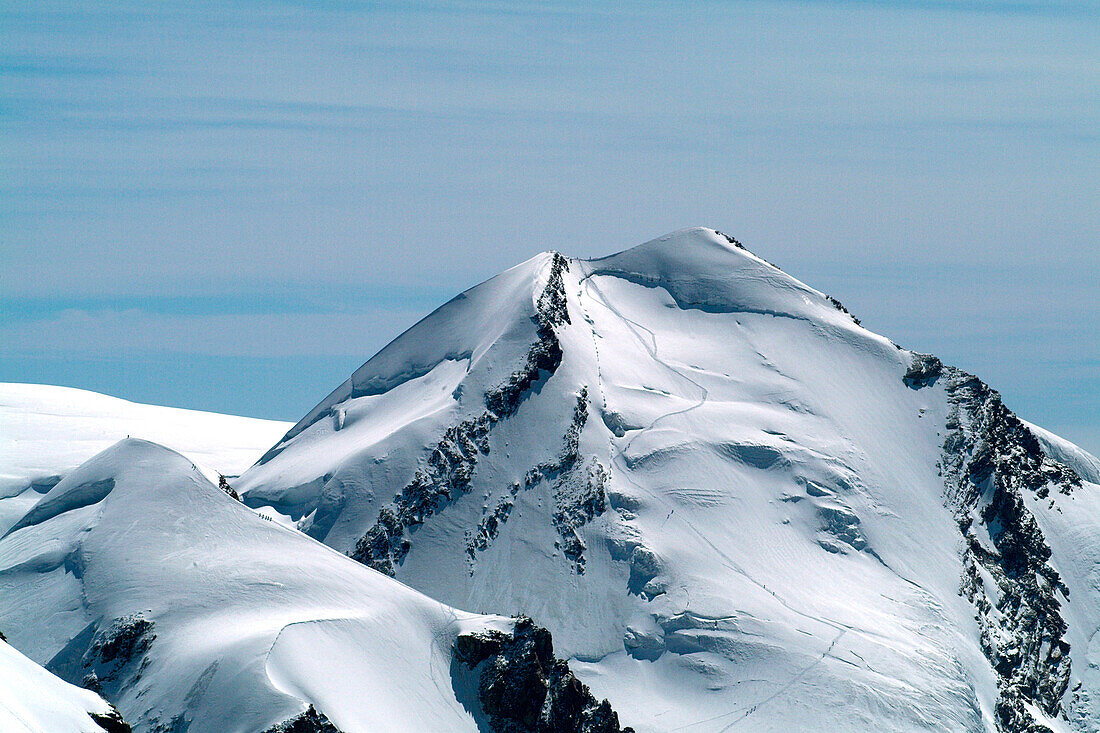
[[236, 228, 1100, 732], [3, 228, 1098, 733]]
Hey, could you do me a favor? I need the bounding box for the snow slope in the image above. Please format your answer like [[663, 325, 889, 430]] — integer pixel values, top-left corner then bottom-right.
[[0, 638, 126, 733], [0, 383, 290, 533], [238, 227, 1100, 732], [0, 438, 519, 733]]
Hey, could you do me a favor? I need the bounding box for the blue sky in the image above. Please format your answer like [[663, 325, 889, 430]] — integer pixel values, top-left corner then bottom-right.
[[1, 0, 1097, 455]]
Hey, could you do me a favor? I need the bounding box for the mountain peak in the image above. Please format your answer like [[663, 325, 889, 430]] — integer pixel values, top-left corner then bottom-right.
[[601, 225, 746, 255], [582, 227, 862, 333], [587, 227, 757, 276]]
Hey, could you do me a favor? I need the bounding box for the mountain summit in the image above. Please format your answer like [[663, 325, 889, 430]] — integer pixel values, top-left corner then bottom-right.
[[236, 228, 1100, 733]]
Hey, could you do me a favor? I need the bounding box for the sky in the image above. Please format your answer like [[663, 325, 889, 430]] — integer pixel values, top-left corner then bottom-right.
[[1, 0, 1097, 455]]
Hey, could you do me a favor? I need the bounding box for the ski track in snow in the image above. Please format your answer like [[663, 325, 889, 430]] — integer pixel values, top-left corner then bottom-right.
[[697, 629, 848, 732], [576, 265, 869, 732], [579, 266, 853, 636], [578, 271, 709, 456]]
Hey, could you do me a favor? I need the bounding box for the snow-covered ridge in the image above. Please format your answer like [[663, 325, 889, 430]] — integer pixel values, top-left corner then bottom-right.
[[583, 228, 863, 330], [257, 251, 560, 464], [0, 383, 291, 487], [0, 383, 291, 536], [0, 636, 128, 733], [0, 437, 632, 732]]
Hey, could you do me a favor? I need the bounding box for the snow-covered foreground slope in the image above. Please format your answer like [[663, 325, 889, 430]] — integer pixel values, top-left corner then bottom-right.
[[0, 439, 631, 732], [239, 228, 1100, 732], [0, 383, 290, 534], [1, 637, 128, 733]]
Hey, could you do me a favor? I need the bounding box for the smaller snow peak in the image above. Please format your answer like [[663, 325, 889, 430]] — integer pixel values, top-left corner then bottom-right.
[[3, 439, 200, 537], [583, 228, 767, 296], [592, 227, 753, 270], [582, 227, 866, 330]]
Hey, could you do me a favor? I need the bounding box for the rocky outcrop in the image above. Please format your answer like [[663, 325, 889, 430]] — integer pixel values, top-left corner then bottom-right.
[[217, 474, 240, 501], [713, 230, 745, 249], [90, 706, 132, 733], [92, 616, 154, 672], [933, 360, 1081, 732], [261, 705, 341, 733], [464, 388, 610, 574], [468, 496, 515, 559], [454, 616, 633, 733], [351, 254, 573, 575], [55, 614, 156, 700], [551, 460, 607, 573], [903, 353, 943, 389]]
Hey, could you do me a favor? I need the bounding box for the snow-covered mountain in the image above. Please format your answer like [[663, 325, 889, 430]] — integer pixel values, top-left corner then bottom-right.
[[1, 636, 128, 733], [0, 438, 630, 732], [0, 383, 291, 534], [235, 228, 1100, 732]]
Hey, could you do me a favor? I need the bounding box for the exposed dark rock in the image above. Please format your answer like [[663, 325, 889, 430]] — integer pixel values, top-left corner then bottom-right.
[[463, 388, 610, 573], [50, 614, 156, 702], [627, 546, 663, 598], [90, 705, 132, 733], [552, 461, 608, 573], [261, 705, 342, 733], [455, 616, 633, 733], [818, 504, 866, 551], [351, 254, 572, 575], [218, 474, 240, 501], [519, 389, 589, 496], [468, 496, 515, 561], [39, 616, 154, 729], [0, 627, 6, 642], [713, 230, 745, 249], [92, 615, 155, 669], [485, 252, 571, 419], [941, 368, 1081, 732], [903, 353, 943, 389], [825, 294, 861, 326]]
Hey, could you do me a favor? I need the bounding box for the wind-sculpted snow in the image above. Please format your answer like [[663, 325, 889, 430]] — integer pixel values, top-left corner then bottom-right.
[[229, 227, 1100, 732], [0, 438, 631, 732]]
